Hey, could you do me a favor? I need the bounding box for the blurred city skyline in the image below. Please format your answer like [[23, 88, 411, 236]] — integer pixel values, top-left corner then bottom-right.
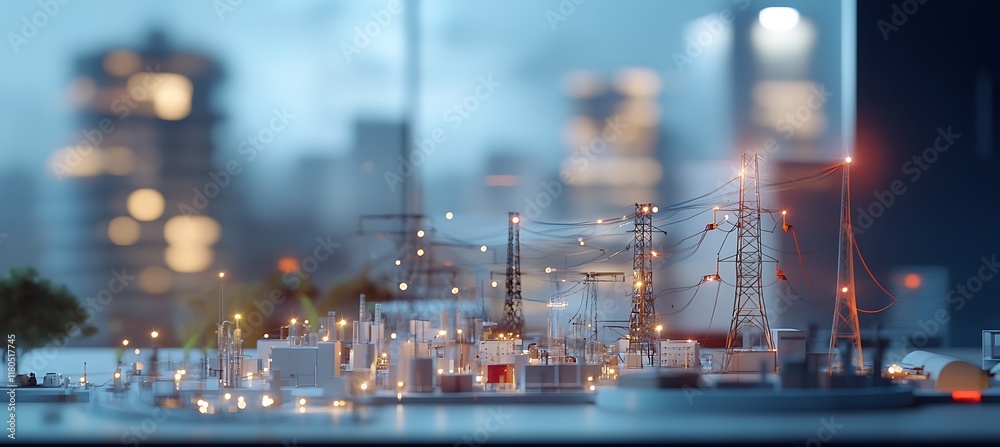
[[2, 0, 997, 350]]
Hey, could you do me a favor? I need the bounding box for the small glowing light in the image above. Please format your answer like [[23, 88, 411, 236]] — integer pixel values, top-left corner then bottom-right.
[[262, 395, 274, 407], [218, 272, 225, 278], [122, 339, 129, 346], [651, 251, 658, 257], [234, 313, 241, 320], [437, 369, 444, 375], [333, 401, 340, 407], [724, 215, 730, 220], [511, 216, 520, 224], [134, 348, 140, 355], [417, 249, 425, 257], [150, 331, 158, 339], [451, 287, 459, 295], [587, 376, 593, 382], [609, 368, 615, 375], [714, 206, 720, 210], [417, 230, 425, 238], [224, 393, 231, 400], [642, 206, 650, 213], [545, 267, 552, 274], [339, 319, 347, 326], [446, 212, 454, 220], [237, 401, 247, 410], [361, 382, 368, 391], [381, 352, 388, 358], [114, 372, 121, 379], [758, 6, 800, 32], [397, 381, 405, 388], [782, 210, 787, 216], [264, 334, 269, 339], [841, 287, 849, 293], [579, 240, 585, 246], [322, 336, 329, 342], [439, 330, 447, 337], [395, 259, 402, 266], [634, 281, 643, 288], [299, 398, 307, 406], [491, 280, 498, 288], [291, 318, 297, 325], [391, 332, 397, 339], [845, 156, 853, 163], [952, 390, 982, 403], [174, 373, 181, 381], [652, 206, 658, 213], [298, 406, 306, 413], [399, 282, 408, 291], [397, 392, 402, 400], [904, 273, 921, 289], [596, 219, 603, 224], [480, 245, 487, 252], [655, 325, 662, 332], [247, 372, 253, 380], [237, 396, 245, 403], [199, 406, 207, 414], [457, 329, 463, 334], [475, 375, 482, 383]]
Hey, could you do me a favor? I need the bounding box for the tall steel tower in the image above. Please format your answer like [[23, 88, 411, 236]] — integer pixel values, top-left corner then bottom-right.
[[579, 272, 625, 363], [500, 212, 523, 337], [725, 154, 774, 353], [628, 203, 655, 361], [829, 158, 863, 371]]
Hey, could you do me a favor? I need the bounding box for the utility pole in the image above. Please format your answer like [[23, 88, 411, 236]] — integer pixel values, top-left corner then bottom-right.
[[829, 157, 863, 372]]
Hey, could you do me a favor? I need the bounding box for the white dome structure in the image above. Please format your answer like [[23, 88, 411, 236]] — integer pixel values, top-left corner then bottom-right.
[[900, 351, 988, 391]]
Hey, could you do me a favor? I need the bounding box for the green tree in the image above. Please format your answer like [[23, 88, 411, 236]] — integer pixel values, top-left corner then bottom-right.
[[0, 267, 96, 360]]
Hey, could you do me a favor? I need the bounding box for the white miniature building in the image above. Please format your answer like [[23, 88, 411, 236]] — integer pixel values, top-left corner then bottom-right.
[[658, 340, 701, 368]]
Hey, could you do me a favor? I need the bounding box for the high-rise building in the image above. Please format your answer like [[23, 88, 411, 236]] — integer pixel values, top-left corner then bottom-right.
[[42, 30, 224, 345]]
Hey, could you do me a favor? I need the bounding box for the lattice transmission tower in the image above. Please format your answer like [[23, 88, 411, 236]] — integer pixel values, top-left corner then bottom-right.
[[628, 203, 655, 364], [829, 157, 863, 371], [725, 154, 774, 354], [499, 212, 523, 337]]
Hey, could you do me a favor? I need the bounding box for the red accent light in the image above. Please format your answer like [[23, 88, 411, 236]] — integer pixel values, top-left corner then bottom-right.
[[951, 390, 981, 403]]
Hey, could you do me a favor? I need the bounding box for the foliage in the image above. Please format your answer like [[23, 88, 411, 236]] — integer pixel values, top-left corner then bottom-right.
[[0, 267, 96, 353]]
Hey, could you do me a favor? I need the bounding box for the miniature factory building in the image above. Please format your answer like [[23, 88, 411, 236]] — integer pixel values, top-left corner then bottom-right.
[[658, 340, 701, 368]]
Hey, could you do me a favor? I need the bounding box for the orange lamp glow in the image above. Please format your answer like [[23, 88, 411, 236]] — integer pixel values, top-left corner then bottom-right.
[[278, 257, 299, 273], [952, 390, 981, 403], [904, 273, 921, 289]]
